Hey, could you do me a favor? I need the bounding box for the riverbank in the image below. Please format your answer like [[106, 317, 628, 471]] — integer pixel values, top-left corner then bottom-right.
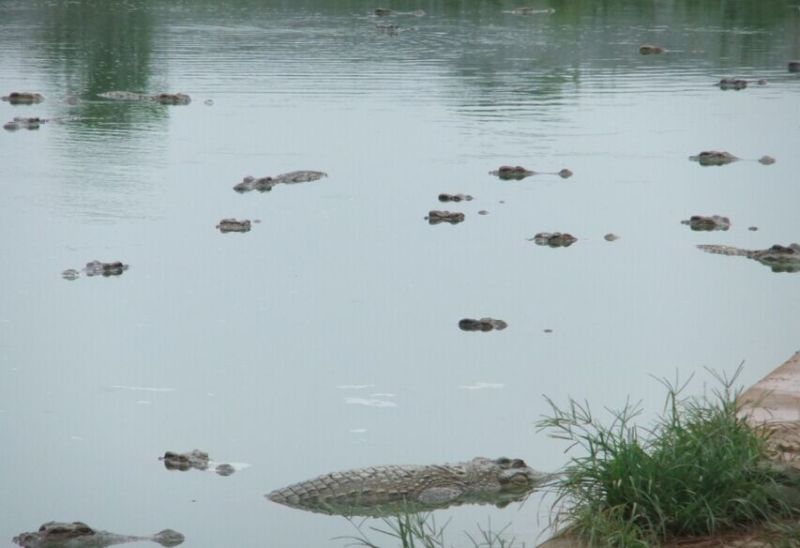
[[539, 351, 800, 548]]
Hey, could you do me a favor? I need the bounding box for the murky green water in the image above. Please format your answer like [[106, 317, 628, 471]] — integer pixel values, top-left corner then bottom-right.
[[1, 0, 799, 546]]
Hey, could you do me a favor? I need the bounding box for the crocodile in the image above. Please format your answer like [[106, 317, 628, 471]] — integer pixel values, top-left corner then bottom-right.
[[2, 92, 44, 104], [681, 215, 730, 231], [160, 450, 237, 476], [4, 116, 50, 131], [529, 232, 577, 247], [639, 44, 665, 55], [266, 457, 548, 517], [233, 170, 327, 193], [459, 318, 508, 332], [503, 7, 556, 15], [490, 166, 573, 180], [216, 218, 252, 233], [690, 151, 776, 166], [13, 521, 184, 547], [438, 193, 473, 203], [697, 244, 800, 273], [62, 261, 128, 280], [373, 8, 425, 16], [717, 78, 748, 90], [61, 261, 128, 280], [689, 150, 738, 166], [98, 91, 191, 105], [715, 78, 767, 90], [426, 211, 465, 225]]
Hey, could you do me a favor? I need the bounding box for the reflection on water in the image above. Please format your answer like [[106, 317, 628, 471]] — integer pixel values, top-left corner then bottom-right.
[[346, 397, 398, 408], [341, 512, 516, 548], [1, 0, 799, 546]]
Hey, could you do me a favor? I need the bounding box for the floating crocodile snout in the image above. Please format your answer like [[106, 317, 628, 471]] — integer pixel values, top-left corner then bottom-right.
[[98, 91, 191, 105], [558, 168, 573, 178], [459, 318, 508, 332], [2, 92, 44, 104], [529, 232, 577, 247], [216, 218, 252, 233], [681, 215, 730, 231], [13, 521, 184, 547], [62, 261, 129, 280], [697, 244, 800, 273], [639, 44, 665, 55], [266, 457, 547, 517], [788, 61, 800, 73], [233, 170, 327, 193]]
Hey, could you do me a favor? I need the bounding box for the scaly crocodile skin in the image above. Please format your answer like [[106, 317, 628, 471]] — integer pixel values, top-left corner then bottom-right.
[[697, 244, 800, 272], [266, 457, 550, 517]]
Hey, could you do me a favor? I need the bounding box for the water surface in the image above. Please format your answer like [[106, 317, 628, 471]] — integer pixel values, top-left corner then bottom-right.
[[1, 1, 799, 546]]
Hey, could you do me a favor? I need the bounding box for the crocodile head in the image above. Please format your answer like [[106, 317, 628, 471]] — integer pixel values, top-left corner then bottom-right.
[[463, 457, 546, 505], [754, 244, 800, 273], [13, 521, 95, 546]]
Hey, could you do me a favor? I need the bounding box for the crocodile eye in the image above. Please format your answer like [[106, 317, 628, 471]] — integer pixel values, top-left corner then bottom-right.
[[511, 459, 526, 468], [495, 457, 511, 467], [511, 474, 530, 485]]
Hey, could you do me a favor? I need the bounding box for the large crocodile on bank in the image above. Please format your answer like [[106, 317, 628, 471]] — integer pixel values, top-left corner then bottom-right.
[[697, 243, 800, 273], [13, 521, 184, 547], [266, 457, 549, 517]]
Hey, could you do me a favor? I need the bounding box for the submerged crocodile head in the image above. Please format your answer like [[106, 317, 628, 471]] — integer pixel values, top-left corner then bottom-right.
[[267, 457, 547, 517], [13, 521, 184, 547]]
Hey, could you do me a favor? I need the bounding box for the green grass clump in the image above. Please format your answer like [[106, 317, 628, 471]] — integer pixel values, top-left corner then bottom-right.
[[537, 366, 800, 546]]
